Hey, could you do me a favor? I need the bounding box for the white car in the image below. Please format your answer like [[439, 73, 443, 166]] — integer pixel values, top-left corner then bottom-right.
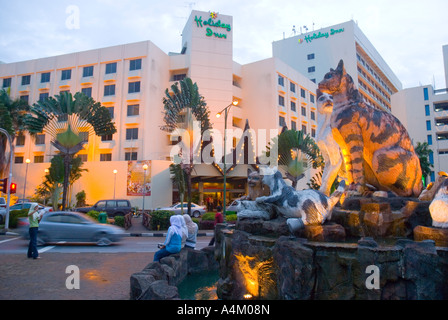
[[157, 203, 206, 217]]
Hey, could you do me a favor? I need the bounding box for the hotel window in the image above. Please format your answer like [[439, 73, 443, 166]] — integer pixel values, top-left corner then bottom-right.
[[2, 78, 11, 88], [130, 58, 142, 71], [278, 75, 285, 86], [311, 111, 315, 121], [20, 95, 29, 103], [302, 124, 307, 135], [61, 69, 71, 81], [41, 72, 51, 83], [77, 154, 87, 162], [291, 121, 297, 131], [423, 87, 429, 101], [301, 88, 306, 99], [307, 53, 315, 60], [278, 95, 285, 107], [127, 104, 140, 116], [101, 134, 113, 141], [35, 134, 45, 145], [291, 101, 296, 112], [105, 62, 117, 74], [430, 171, 435, 182], [106, 107, 114, 118], [104, 84, 115, 96], [301, 106, 307, 117], [173, 74, 186, 81], [426, 120, 432, 131], [83, 66, 94, 77], [22, 75, 31, 85], [81, 87, 92, 97], [279, 116, 286, 127], [16, 134, 25, 146], [34, 155, 44, 163], [308, 66, 315, 73], [310, 94, 315, 103], [15, 156, 24, 164], [290, 82, 296, 93], [125, 152, 138, 161], [429, 151, 434, 165], [311, 128, 316, 138], [128, 81, 141, 94], [425, 105, 430, 116], [39, 92, 49, 101], [100, 153, 112, 162], [427, 134, 433, 145], [126, 128, 139, 140]]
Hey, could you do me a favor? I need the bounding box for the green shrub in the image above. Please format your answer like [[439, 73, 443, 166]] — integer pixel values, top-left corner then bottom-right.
[[225, 214, 237, 222], [149, 210, 175, 230], [87, 210, 100, 221], [114, 216, 125, 228], [201, 212, 216, 221], [9, 209, 29, 228]]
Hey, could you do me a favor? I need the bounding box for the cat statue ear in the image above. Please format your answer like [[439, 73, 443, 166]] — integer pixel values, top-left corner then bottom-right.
[[336, 59, 345, 75]]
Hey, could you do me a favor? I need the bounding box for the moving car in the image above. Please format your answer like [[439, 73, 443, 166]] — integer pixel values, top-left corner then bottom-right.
[[75, 199, 133, 218], [17, 211, 125, 246], [0, 202, 52, 225], [157, 202, 206, 217]]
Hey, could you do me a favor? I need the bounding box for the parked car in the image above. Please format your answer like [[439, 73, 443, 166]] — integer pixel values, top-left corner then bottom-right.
[[157, 202, 206, 217], [0, 202, 52, 225], [75, 199, 133, 218], [0, 197, 6, 209], [17, 211, 125, 246]]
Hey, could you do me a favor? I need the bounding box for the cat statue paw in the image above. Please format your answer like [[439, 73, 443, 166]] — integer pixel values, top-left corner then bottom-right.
[[430, 179, 448, 228]]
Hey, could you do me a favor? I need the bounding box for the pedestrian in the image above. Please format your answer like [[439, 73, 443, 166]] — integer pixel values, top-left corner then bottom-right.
[[208, 205, 224, 246], [183, 214, 198, 249], [27, 204, 41, 259], [153, 215, 183, 262]]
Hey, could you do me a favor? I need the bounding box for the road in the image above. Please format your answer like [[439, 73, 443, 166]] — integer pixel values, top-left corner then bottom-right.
[[0, 234, 213, 300], [0, 234, 213, 254]]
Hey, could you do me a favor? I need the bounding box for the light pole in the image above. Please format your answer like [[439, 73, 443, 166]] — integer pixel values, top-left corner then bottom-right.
[[142, 163, 148, 213], [0, 128, 13, 231], [216, 100, 239, 218], [23, 158, 30, 202], [113, 169, 118, 200]]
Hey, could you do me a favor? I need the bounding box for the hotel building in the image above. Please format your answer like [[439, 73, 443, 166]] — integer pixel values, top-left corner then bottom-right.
[[273, 20, 402, 112], [392, 44, 448, 183], [0, 11, 403, 208]]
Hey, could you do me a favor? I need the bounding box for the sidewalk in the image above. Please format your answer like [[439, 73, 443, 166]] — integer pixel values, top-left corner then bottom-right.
[[124, 216, 215, 237]]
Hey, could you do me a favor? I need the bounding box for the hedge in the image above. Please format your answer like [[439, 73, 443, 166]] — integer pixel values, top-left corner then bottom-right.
[[149, 210, 175, 230]]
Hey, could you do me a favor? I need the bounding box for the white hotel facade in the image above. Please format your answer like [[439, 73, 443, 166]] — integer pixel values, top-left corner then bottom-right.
[[0, 11, 404, 208]]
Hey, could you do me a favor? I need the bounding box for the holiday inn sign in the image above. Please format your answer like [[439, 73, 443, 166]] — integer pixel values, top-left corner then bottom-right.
[[194, 12, 231, 39], [298, 27, 345, 44]]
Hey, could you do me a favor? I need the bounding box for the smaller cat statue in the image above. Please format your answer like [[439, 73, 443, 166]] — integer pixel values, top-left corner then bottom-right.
[[429, 179, 448, 228], [256, 166, 346, 233]]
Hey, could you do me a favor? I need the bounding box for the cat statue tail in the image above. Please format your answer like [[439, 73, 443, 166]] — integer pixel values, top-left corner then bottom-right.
[[328, 179, 347, 211]]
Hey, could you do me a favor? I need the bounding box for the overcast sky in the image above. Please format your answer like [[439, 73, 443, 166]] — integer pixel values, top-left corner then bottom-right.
[[1, 0, 447, 89]]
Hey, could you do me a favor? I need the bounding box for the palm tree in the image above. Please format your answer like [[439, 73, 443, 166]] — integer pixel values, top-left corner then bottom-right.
[[169, 163, 186, 214], [0, 88, 30, 178], [415, 141, 433, 186], [265, 128, 323, 189], [24, 91, 116, 210], [161, 77, 211, 215]]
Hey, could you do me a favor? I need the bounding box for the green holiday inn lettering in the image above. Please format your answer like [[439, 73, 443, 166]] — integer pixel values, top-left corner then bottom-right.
[[299, 28, 345, 44], [194, 14, 231, 39]]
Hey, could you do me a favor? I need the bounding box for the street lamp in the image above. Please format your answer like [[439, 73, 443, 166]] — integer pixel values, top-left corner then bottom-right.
[[216, 100, 239, 218], [113, 169, 118, 200], [23, 158, 30, 202], [142, 164, 148, 213]]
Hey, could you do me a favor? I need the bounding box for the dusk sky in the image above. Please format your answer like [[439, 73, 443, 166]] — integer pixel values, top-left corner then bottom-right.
[[1, 0, 447, 89]]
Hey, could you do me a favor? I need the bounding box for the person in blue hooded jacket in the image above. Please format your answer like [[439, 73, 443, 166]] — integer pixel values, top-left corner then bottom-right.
[[153, 215, 183, 262]]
